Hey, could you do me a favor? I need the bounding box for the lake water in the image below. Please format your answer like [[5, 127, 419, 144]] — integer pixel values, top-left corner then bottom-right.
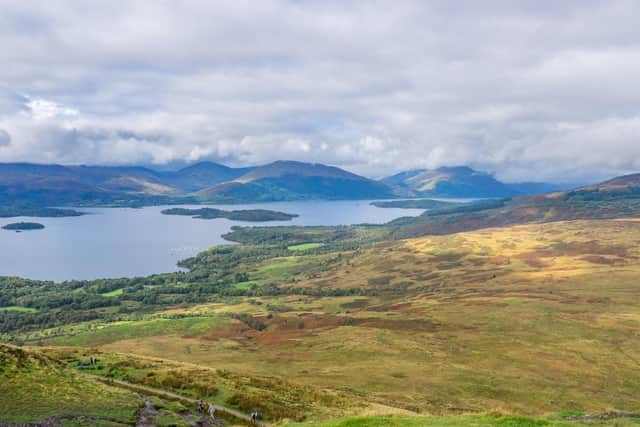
[[0, 201, 424, 281]]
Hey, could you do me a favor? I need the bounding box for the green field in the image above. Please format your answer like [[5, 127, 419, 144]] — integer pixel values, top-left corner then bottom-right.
[[100, 288, 124, 297], [46, 315, 227, 347], [288, 243, 325, 251]]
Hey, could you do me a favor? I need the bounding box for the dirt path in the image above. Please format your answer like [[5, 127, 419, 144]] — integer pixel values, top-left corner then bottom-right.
[[136, 396, 159, 427], [83, 374, 268, 426], [566, 411, 640, 421]]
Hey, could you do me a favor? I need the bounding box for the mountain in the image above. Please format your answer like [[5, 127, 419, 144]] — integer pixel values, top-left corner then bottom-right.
[[0, 163, 172, 205], [382, 166, 565, 198], [0, 160, 394, 206], [161, 161, 253, 192], [197, 160, 394, 202], [389, 172, 640, 239]]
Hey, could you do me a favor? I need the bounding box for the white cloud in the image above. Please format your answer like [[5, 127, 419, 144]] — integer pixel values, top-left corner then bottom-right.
[[0, 0, 639, 182]]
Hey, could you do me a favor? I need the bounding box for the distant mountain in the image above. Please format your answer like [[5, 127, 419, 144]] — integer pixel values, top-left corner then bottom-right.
[[197, 160, 393, 202], [0, 163, 173, 206], [390, 171, 640, 239], [161, 162, 253, 192], [382, 166, 565, 198], [0, 160, 394, 206]]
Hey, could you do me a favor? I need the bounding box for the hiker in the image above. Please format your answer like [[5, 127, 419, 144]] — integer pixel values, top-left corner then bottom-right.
[[208, 402, 216, 419], [251, 412, 257, 424], [198, 399, 205, 414]]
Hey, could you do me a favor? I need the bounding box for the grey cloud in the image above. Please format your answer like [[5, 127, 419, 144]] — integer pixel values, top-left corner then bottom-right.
[[0, 129, 10, 147], [0, 0, 639, 182]]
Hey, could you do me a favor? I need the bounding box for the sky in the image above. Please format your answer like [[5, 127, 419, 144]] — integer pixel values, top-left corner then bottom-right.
[[1, 1, 639, 183]]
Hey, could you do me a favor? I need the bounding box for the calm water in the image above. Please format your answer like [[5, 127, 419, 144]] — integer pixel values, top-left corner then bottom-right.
[[0, 201, 424, 281]]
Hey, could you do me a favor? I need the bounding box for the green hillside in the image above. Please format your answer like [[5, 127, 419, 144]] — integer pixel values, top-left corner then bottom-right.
[[0, 344, 140, 424]]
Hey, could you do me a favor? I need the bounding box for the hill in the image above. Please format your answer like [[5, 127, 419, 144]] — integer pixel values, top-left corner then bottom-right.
[[382, 166, 564, 198], [0, 344, 140, 424], [159, 161, 253, 192], [385, 171, 640, 239], [0, 160, 395, 206], [197, 160, 394, 202], [0, 162, 180, 206]]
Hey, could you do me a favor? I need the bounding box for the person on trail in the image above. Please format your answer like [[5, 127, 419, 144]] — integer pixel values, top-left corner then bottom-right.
[[198, 400, 205, 414], [208, 402, 216, 419], [251, 412, 257, 424]]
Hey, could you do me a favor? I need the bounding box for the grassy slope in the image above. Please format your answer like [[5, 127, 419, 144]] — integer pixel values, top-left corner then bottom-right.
[[282, 414, 640, 426], [0, 344, 140, 423], [38, 218, 640, 420]]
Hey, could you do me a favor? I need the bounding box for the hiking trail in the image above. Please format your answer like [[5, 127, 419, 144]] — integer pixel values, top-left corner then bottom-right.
[[82, 373, 269, 426]]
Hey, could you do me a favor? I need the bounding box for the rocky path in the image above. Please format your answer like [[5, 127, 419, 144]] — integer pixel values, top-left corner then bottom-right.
[[136, 396, 159, 427], [82, 374, 268, 426]]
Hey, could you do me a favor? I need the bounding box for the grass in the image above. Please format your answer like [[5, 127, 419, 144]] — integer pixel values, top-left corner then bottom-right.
[[46, 315, 227, 347], [0, 344, 140, 423], [288, 243, 325, 251], [280, 414, 640, 426], [100, 288, 124, 297], [0, 306, 38, 313]]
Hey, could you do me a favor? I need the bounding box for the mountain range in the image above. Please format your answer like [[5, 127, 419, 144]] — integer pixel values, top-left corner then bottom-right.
[[0, 160, 393, 206], [0, 161, 566, 206], [382, 166, 568, 198]]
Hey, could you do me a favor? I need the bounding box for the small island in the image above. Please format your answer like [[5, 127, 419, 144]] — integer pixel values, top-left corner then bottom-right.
[[161, 207, 298, 222], [2, 222, 45, 231]]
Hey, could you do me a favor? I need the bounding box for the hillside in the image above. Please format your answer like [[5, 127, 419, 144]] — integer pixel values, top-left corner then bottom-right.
[[383, 166, 564, 198], [0, 344, 141, 424], [160, 161, 253, 192], [0, 161, 395, 206], [386, 172, 640, 239], [197, 160, 394, 202]]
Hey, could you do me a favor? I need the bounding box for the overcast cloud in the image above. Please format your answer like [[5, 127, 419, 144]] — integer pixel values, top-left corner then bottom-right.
[[1, 0, 639, 182]]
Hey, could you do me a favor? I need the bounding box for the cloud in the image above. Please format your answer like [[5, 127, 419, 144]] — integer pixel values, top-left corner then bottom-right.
[[0, 0, 639, 182], [0, 129, 10, 147]]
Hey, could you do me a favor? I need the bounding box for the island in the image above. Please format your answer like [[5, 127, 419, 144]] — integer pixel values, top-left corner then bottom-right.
[[2, 222, 45, 231], [0, 206, 85, 218], [161, 207, 298, 222], [371, 199, 458, 209]]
